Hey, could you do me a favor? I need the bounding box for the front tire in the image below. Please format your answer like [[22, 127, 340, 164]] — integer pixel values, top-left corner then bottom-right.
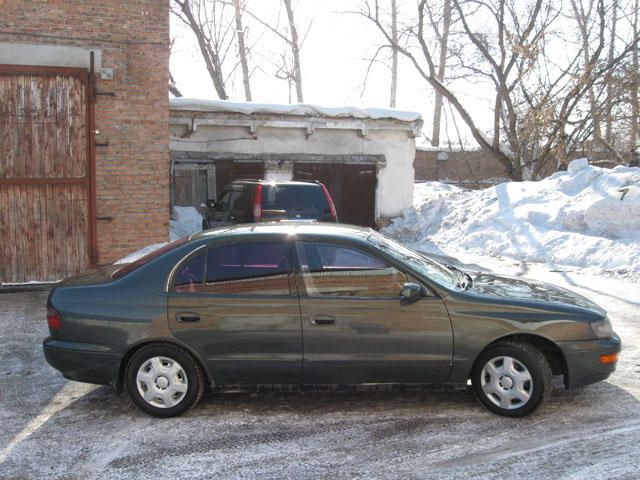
[[472, 341, 552, 417], [125, 343, 205, 418]]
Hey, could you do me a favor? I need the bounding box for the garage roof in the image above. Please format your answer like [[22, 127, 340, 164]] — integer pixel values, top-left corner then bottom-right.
[[170, 98, 422, 123]]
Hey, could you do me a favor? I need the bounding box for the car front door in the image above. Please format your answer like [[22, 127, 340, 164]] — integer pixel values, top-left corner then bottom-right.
[[167, 238, 302, 385], [294, 240, 453, 385]]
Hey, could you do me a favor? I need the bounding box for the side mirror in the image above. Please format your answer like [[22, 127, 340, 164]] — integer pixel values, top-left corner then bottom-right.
[[206, 199, 217, 209], [400, 282, 424, 304]]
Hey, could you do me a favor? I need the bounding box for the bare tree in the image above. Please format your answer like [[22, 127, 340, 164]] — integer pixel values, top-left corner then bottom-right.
[[233, 0, 252, 101], [361, 0, 638, 180], [238, 1, 309, 102], [283, 0, 304, 102], [430, 0, 452, 147], [171, 0, 239, 99], [169, 72, 184, 97], [390, 0, 398, 107], [630, 0, 639, 164]]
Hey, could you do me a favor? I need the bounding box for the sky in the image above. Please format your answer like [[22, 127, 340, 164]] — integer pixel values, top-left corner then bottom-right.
[[169, 0, 487, 148]]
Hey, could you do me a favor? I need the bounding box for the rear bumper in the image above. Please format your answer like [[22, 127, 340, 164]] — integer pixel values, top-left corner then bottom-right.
[[43, 337, 122, 387], [558, 334, 621, 388]]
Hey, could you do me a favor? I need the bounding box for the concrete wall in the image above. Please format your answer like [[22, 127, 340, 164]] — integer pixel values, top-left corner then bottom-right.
[[170, 110, 418, 220], [0, 0, 170, 264]]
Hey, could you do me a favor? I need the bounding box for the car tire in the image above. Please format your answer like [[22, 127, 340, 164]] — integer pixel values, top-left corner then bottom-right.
[[471, 341, 552, 417], [125, 343, 205, 418]]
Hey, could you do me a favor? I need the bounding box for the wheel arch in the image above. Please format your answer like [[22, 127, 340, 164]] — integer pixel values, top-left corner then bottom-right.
[[114, 338, 214, 394], [468, 333, 568, 387]]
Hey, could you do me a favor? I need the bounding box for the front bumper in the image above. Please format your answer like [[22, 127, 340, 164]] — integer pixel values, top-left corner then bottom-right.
[[43, 337, 122, 387], [558, 334, 621, 388]]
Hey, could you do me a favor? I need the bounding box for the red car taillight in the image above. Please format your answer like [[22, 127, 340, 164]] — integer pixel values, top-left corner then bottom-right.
[[320, 183, 338, 221], [253, 183, 263, 221], [47, 306, 61, 330]]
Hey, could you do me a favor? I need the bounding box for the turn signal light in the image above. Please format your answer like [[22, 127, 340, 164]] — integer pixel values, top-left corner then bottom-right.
[[599, 352, 618, 364], [47, 306, 61, 330]]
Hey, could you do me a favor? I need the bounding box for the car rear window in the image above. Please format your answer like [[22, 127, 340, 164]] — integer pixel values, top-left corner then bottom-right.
[[112, 238, 188, 279], [261, 184, 329, 212]]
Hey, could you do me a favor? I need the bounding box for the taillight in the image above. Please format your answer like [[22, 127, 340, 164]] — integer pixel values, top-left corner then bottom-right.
[[47, 306, 61, 330], [253, 184, 263, 221], [320, 183, 337, 221]]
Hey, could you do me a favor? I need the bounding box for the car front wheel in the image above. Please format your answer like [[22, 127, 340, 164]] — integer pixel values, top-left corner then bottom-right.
[[125, 343, 205, 418], [472, 341, 552, 417]]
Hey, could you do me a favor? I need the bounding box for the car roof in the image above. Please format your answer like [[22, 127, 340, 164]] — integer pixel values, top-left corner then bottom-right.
[[189, 222, 373, 242], [229, 179, 323, 187]]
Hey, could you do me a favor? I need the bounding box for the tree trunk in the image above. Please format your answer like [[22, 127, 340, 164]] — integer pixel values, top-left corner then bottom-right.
[[630, 0, 639, 164], [604, 0, 618, 143], [178, 0, 228, 99], [431, 0, 451, 147], [169, 72, 183, 97], [283, 0, 303, 102], [390, 0, 398, 108], [233, 0, 252, 101]]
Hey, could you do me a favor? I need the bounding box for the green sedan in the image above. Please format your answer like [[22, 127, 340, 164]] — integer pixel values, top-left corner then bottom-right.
[[43, 223, 621, 418]]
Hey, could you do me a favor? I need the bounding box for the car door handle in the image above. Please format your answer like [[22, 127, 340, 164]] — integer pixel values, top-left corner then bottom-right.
[[311, 315, 335, 325], [176, 312, 200, 322]]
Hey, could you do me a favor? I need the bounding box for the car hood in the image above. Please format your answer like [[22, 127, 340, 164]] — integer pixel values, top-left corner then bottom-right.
[[466, 272, 606, 316]]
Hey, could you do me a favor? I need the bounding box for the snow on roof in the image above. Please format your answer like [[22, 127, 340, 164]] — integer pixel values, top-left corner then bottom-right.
[[169, 97, 422, 123]]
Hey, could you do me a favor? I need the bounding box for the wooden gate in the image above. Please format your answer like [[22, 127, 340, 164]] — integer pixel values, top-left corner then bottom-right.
[[293, 163, 376, 227], [0, 65, 95, 283]]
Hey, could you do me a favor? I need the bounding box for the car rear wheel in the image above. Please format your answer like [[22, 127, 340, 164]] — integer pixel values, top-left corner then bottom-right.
[[125, 343, 205, 418], [472, 341, 552, 417]]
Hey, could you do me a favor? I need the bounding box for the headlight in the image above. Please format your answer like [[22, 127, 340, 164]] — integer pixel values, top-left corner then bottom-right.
[[590, 317, 614, 339]]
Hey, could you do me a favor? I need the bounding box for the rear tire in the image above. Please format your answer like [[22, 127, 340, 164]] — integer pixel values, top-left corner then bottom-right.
[[472, 341, 552, 417], [125, 343, 205, 418]]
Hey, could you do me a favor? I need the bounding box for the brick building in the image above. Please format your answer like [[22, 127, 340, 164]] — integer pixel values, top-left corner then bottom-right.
[[0, 0, 170, 283]]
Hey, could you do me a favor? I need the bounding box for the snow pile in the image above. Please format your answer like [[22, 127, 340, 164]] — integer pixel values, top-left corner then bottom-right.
[[116, 207, 203, 264], [383, 159, 640, 275], [170, 97, 422, 123], [169, 206, 202, 242]]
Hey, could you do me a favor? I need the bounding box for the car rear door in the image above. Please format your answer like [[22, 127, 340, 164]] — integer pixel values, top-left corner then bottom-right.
[[167, 237, 302, 385], [293, 240, 453, 385]]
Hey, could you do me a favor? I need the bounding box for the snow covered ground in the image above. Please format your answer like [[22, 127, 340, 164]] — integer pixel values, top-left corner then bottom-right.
[[383, 159, 640, 279], [1, 254, 639, 479]]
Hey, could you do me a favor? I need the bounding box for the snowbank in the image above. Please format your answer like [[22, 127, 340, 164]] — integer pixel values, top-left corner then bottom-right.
[[170, 97, 422, 123], [169, 206, 202, 242], [116, 206, 203, 264], [383, 159, 640, 275]]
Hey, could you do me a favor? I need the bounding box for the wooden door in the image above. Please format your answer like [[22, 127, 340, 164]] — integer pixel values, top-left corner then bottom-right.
[[293, 163, 376, 227], [0, 66, 94, 283]]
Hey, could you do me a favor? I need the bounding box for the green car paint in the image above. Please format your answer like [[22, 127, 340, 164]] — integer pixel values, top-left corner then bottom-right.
[[43, 223, 621, 395]]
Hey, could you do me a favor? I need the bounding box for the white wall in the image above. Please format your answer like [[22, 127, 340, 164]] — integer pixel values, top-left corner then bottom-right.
[[170, 115, 418, 220]]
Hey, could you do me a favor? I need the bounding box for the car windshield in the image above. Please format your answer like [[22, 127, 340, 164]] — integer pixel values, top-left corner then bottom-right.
[[367, 231, 461, 290]]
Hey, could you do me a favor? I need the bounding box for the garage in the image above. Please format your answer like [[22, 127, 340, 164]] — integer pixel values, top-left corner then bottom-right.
[[292, 162, 376, 227], [0, 65, 95, 283], [169, 98, 421, 228]]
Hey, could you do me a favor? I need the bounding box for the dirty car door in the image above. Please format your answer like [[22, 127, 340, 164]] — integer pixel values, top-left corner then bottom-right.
[[294, 241, 453, 384], [167, 238, 301, 385]]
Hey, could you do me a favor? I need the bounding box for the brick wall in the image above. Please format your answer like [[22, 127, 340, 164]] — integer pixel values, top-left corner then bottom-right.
[[414, 148, 629, 186], [0, 0, 170, 264]]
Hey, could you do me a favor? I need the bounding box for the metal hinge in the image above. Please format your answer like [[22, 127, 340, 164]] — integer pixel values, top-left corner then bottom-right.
[[91, 247, 99, 265]]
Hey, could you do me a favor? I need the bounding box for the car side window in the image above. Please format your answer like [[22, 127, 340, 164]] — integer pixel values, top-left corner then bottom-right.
[[202, 241, 291, 295], [173, 249, 206, 292], [295, 242, 408, 298]]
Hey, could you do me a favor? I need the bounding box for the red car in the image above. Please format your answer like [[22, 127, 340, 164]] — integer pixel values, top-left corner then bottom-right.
[[202, 180, 338, 229]]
